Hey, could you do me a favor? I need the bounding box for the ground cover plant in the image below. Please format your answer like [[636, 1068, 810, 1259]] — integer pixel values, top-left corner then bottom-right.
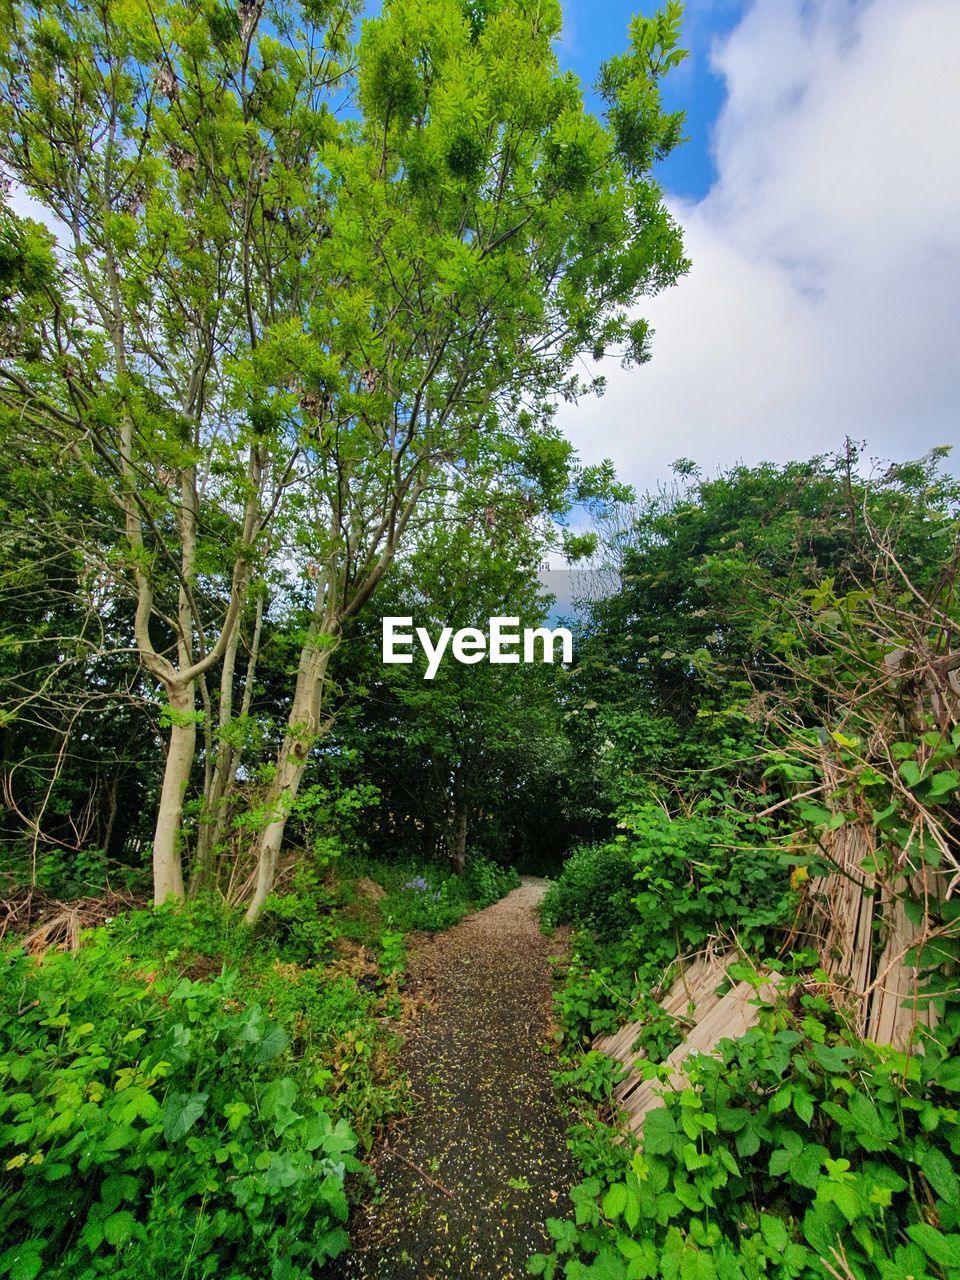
[[0, 853, 521, 1279]]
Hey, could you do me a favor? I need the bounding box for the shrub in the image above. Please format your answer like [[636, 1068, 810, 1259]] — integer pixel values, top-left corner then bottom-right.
[[543, 804, 793, 1037], [0, 938, 361, 1280], [464, 856, 521, 907], [541, 841, 637, 941], [533, 992, 960, 1280]]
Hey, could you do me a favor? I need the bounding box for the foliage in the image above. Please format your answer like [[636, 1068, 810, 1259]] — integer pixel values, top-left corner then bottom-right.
[[532, 995, 960, 1280], [541, 446, 960, 1280], [543, 803, 793, 1037], [0, 843, 524, 1276], [0, 941, 362, 1280], [541, 841, 639, 943], [332, 854, 520, 935], [0, 0, 691, 908], [464, 856, 522, 908], [325, 519, 578, 874]]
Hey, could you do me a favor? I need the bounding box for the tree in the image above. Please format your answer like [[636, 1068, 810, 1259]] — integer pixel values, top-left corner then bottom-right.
[[0, 0, 689, 913], [0, 0, 358, 901], [568, 443, 960, 816], [329, 509, 572, 874], [242, 0, 690, 921]]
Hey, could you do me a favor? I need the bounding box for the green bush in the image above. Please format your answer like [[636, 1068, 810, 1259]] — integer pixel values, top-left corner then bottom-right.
[[543, 804, 793, 1037], [541, 841, 638, 942], [533, 991, 960, 1280], [348, 855, 522, 934], [0, 938, 362, 1280], [465, 855, 521, 907], [259, 862, 341, 965]]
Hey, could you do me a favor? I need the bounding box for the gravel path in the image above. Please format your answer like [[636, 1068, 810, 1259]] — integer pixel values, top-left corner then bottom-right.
[[338, 877, 575, 1279]]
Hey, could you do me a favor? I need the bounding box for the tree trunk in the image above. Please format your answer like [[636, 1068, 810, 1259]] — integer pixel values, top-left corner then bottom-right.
[[101, 770, 119, 858], [152, 683, 195, 903], [192, 594, 264, 894], [244, 633, 334, 925], [452, 805, 468, 876], [450, 766, 469, 875]]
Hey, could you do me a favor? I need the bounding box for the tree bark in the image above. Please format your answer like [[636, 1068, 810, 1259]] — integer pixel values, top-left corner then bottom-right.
[[450, 766, 469, 875], [452, 805, 468, 876], [152, 683, 196, 903], [244, 633, 335, 925], [192, 593, 265, 895]]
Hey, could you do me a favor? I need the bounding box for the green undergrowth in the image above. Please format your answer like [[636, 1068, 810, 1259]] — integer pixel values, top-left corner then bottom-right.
[[0, 852, 519, 1280], [535, 978, 960, 1280], [540, 803, 794, 1041], [536, 818, 960, 1280]]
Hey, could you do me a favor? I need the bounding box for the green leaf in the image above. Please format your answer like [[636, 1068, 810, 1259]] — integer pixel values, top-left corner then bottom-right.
[[791, 1144, 827, 1191], [101, 1173, 138, 1212], [920, 1146, 958, 1205], [322, 1117, 357, 1158], [253, 1022, 289, 1064], [316, 1227, 351, 1261], [0, 1246, 43, 1280], [264, 1152, 299, 1190], [760, 1214, 790, 1252], [935, 1058, 960, 1091], [680, 1249, 717, 1280], [162, 1091, 208, 1143], [585, 1247, 629, 1279], [846, 1092, 897, 1151], [822, 1183, 861, 1224], [643, 1108, 678, 1155], [906, 1224, 960, 1267], [899, 760, 923, 787], [793, 1090, 814, 1125], [810, 1042, 851, 1073], [103, 1211, 136, 1247], [734, 1116, 762, 1157], [603, 1183, 629, 1220], [928, 770, 959, 798], [259, 1077, 301, 1135]]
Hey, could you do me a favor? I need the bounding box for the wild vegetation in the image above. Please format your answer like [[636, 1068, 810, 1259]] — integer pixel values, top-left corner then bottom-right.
[[0, 0, 956, 1278], [537, 447, 960, 1280]]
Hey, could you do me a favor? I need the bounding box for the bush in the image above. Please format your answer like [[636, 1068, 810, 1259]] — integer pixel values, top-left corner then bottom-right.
[[534, 991, 960, 1280], [541, 841, 637, 941], [0, 939, 361, 1280], [543, 804, 793, 1037], [464, 856, 521, 907]]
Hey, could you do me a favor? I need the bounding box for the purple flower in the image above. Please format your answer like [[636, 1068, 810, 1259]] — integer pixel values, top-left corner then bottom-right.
[[402, 876, 431, 893]]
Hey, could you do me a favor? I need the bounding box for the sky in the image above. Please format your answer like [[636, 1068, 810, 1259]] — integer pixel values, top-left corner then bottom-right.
[[552, 0, 960, 493], [10, 0, 957, 499]]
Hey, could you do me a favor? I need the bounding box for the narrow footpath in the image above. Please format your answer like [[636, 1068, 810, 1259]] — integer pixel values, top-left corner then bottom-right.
[[340, 878, 576, 1279]]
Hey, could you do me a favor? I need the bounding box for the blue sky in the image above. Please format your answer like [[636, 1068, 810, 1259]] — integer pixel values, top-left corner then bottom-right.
[[547, 0, 960, 494], [555, 0, 747, 202]]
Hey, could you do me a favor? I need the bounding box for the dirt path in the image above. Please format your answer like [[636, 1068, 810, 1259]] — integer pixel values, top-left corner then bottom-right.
[[339, 877, 575, 1279]]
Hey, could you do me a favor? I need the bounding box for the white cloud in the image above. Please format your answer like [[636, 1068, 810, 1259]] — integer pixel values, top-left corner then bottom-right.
[[559, 0, 960, 488]]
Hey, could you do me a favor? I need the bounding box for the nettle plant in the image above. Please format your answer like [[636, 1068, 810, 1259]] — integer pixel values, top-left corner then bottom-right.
[[0, 941, 361, 1280], [531, 987, 960, 1280]]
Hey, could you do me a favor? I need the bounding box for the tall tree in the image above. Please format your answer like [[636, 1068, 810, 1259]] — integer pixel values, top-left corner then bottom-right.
[[0, 0, 358, 901], [242, 0, 690, 921]]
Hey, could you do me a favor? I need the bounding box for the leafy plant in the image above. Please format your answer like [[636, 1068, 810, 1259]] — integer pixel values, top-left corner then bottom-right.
[[0, 941, 362, 1279]]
